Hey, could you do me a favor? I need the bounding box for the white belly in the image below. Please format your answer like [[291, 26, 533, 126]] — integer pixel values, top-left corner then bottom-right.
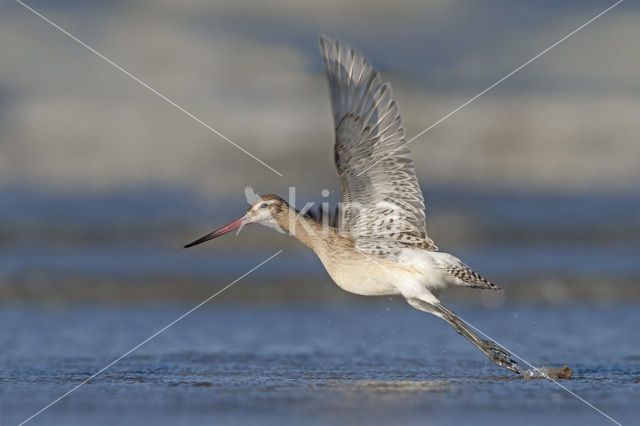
[[316, 247, 450, 297], [319, 256, 414, 296], [331, 270, 401, 296]]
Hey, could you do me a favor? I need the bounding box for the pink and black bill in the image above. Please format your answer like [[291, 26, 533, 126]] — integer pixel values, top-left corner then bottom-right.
[[184, 216, 246, 248]]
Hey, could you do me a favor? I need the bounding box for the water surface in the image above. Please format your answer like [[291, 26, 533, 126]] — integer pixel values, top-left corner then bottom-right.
[[1, 302, 637, 425]]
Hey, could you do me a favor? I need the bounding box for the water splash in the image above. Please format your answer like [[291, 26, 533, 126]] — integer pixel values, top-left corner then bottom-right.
[[519, 364, 573, 380]]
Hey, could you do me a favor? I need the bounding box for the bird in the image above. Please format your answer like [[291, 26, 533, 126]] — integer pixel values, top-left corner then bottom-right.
[[185, 36, 521, 375]]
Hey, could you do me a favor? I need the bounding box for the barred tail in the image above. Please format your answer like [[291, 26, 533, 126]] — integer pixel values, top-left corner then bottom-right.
[[445, 266, 501, 291]]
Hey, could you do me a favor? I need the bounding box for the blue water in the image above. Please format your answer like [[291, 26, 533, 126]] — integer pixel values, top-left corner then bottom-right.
[[0, 302, 638, 425]]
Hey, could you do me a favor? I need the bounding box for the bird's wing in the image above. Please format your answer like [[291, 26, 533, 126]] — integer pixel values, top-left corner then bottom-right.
[[319, 36, 437, 255]]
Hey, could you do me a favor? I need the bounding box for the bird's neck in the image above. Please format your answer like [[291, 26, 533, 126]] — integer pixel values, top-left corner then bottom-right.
[[276, 208, 329, 250]]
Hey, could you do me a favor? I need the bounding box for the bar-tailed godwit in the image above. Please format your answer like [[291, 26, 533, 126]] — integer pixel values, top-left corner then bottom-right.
[[186, 36, 521, 374]]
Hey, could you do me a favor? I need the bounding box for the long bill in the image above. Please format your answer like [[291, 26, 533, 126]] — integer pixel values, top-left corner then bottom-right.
[[184, 216, 247, 248]]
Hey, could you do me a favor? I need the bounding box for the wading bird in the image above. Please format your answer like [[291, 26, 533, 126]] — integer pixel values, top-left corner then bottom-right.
[[185, 36, 521, 375]]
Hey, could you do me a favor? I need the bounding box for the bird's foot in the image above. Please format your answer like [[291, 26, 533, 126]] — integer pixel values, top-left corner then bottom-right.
[[480, 340, 521, 374], [481, 339, 510, 356]]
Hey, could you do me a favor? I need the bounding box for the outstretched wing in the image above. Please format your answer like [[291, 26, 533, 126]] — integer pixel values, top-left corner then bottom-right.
[[319, 36, 437, 255]]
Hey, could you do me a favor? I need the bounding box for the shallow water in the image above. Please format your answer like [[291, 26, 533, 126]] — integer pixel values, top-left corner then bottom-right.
[[0, 302, 637, 425]]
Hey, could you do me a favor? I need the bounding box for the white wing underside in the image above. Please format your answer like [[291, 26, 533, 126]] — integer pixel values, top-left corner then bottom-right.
[[319, 36, 437, 257]]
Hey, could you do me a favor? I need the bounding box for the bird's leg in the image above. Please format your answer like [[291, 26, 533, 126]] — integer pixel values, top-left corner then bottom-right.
[[407, 298, 521, 375]]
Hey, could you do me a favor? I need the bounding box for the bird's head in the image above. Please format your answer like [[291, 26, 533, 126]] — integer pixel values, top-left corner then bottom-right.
[[184, 194, 289, 248], [244, 194, 289, 224]]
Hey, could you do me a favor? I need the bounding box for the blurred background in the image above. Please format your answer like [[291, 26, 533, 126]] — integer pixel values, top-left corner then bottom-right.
[[1, 0, 639, 305], [2, 1, 640, 425]]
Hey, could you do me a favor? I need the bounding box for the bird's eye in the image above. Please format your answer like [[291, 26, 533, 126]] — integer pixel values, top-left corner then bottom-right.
[[260, 203, 268, 209]]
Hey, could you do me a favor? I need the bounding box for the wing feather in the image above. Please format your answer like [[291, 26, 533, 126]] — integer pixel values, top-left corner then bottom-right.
[[319, 36, 437, 255]]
